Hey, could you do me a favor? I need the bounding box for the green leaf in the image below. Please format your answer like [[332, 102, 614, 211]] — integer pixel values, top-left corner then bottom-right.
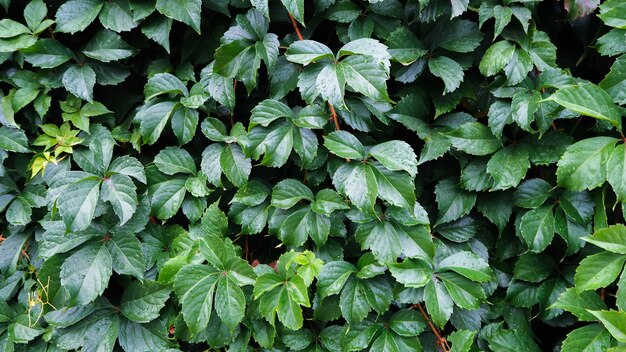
[[439, 271, 486, 310], [437, 251, 492, 282], [155, 0, 201, 33], [519, 205, 555, 253], [0, 19, 30, 38], [316, 261, 356, 300], [449, 330, 477, 352], [561, 324, 611, 352], [21, 39, 74, 69], [608, 144, 626, 202], [339, 277, 371, 324], [137, 101, 177, 145], [386, 27, 427, 65], [548, 83, 622, 128], [424, 279, 454, 327], [151, 178, 187, 220], [479, 40, 516, 76], [369, 140, 417, 177], [285, 39, 335, 65], [514, 253, 556, 283], [55, 0, 103, 34], [62, 64, 97, 102], [551, 288, 607, 321], [316, 63, 346, 108], [106, 234, 146, 279], [281, 0, 305, 25], [429, 56, 464, 94], [599, 54, 626, 105], [447, 122, 502, 156], [83, 30, 134, 62], [144, 73, 188, 101], [154, 146, 197, 175], [251, 99, 294, 127], [342, 55, 392, 103], [121, 281, 171, 323], [118, 320, 172, 351], [0, 126, 30, 153], [557, 137, 618, 191], [584, 224, 626, 254], [109, 156, 147, 184], [435, 178, 477, 225], [174, 264, 219, 334], [324, 131, 365, 159], [588, 310, 626, 343], [334, 163, 378, 212], [486, 145, 530, 190], [215, 276, 246, 331], [60, 242, 112, 306], [514, 178, 553, 208], [575, 251, 626, 292], [433, 19, 483, 53], [57, 176, 101, 231], [271, 179, 314, 209], [102, 174, 137, 225], [387, 258, 432, 288], [220, 144, 251, 188]]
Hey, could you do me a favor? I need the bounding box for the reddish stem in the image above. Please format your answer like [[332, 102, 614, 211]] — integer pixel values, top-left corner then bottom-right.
[[414, 303, 450, 352]]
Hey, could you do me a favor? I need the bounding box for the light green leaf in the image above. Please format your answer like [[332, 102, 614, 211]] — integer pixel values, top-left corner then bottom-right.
[[479, 40, 516, 76], [575, 251, 626, 292], [387, 258, 432, 288], [584, 224, 626, 254], [561, 324, 611, 352], [548, 83, 622, 128], [557, 137, 618, 191], [588, 310, 626, 343]]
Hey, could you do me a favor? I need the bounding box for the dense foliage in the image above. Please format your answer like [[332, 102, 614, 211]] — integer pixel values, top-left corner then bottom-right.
[[0, 0, 626, 350]]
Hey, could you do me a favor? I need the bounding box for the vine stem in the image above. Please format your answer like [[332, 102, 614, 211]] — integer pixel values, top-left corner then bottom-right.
[[414, 303, 451, 352], [288, 13, 342, 132]]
